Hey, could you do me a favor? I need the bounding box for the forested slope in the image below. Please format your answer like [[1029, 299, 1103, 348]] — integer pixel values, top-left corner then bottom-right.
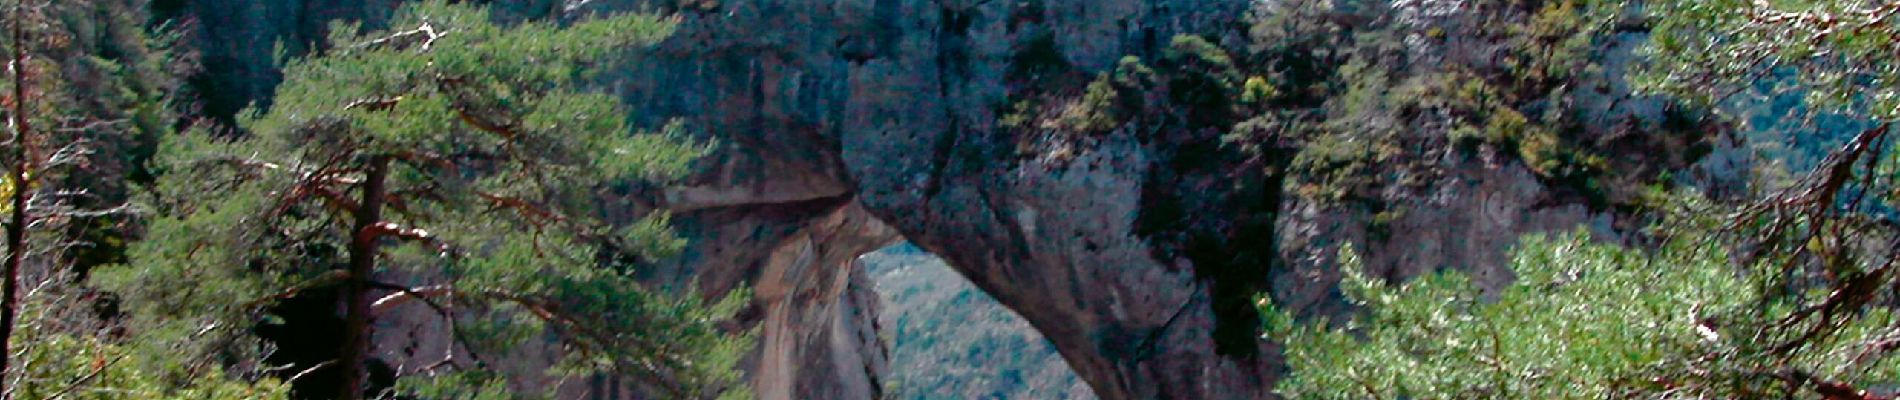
[[862, 246, 1095, 400], [0, 0, 1896, 399]]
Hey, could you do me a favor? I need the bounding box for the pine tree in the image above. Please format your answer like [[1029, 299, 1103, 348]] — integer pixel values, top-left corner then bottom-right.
[[1642, 0, 1900, 123], [96, 2, 750, 399], [1642, 2, 1900, 392]]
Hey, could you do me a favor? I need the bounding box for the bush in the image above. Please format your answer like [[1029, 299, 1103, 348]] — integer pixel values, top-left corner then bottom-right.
[[1263, 228, 1900, 399], [1043, 75, 1123, 134]]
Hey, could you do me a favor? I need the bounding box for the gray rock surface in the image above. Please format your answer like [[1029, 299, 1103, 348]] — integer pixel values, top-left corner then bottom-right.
[[174, 0, 1719, 399]]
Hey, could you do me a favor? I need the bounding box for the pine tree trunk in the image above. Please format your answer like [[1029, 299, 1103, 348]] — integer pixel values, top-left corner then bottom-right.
[[339, 156, 389, 400], [0, 1, 32, 396]]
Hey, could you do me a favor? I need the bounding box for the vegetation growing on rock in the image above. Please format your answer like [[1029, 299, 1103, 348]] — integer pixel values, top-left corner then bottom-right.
[[1260, 0, 1900, 398], [1, 0, 1898, 398]]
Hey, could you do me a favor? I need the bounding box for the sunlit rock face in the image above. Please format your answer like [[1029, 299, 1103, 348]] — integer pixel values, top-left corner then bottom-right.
[[584, 1, 1277, 398], [583, 2, 1277, 397]]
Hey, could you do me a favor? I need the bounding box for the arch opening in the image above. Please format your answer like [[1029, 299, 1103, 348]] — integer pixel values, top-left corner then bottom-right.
[[860, 243, 1098, 399]]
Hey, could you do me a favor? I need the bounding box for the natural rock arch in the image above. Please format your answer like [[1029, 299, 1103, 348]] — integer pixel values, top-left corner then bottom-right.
[[172, 0, 1689, 398], [176, 0, 1271, 395], [619, 0, 1276, 397]]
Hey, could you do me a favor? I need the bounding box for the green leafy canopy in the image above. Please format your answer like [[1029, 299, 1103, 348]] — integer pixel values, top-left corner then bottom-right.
[[1264, 225, 1900, 399], [96, 2, 749, 398]]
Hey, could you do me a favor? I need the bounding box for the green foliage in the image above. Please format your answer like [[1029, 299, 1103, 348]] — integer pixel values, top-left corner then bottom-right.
[[1162, 35, 1241, 90], [1246, 0, 1367, 106], [0, 0, 185, 272], [1287, 129, 1387, 203], [1644, 7, 1900, 377], [1245, 0, 1653, 210], [0, 1, 216, 397], [1112, 56, 1158, 90], [1001, 55, 1162, 162], [1266, 223, 1900, 399], [1268, 232, 1731, 398], [1006, 56, 1158, 136], [1042, 75, 1123, 134], [1161, 35, 1243, 129], [1642, 0, 1900, 121], [11, 332, 288, 399], [6, 283, 287, 399], [998, 99, 1038, 131], [862, 248, 1095, 400], [1240, 76, 1277, 105], [97, 2, 747, 398], [1643, 0, 1900, 209], [1500, 0, 1607, 86], [393, 371, 515, 400], [1284, 59, 1398, 204], [1264, 1, 1900, 396]]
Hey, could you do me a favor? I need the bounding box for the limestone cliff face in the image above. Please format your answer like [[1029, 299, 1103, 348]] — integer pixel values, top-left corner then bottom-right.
[[175, 0, 1723, 399], [162, 0, 401, 123], [598, 0, 1274, 397], [655, 198, 898, 400], [179, 0, 1266, 398]]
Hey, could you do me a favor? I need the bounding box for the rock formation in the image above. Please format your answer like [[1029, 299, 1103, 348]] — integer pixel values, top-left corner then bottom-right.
[[172, 0, 1733, 398]]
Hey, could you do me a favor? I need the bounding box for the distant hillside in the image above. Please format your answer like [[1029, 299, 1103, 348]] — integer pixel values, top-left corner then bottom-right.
[[862, 246, 1097, 400]]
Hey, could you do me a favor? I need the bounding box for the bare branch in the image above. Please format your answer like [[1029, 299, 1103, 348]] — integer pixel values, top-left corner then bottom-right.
[[370, 284, 452, 315], [353, 23, 449, 52], [284, 360, 338, 387]]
